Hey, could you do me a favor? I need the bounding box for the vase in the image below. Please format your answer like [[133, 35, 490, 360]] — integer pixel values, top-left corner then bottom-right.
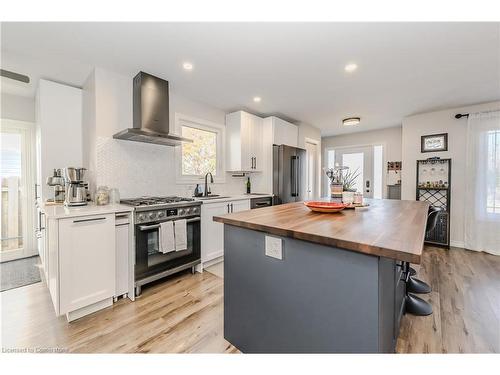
[[330, 183, 343, 199], [342, 191, 355, 205]]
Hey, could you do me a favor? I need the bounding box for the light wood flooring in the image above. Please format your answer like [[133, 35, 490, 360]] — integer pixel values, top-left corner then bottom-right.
[[1, 245, 499, 353]]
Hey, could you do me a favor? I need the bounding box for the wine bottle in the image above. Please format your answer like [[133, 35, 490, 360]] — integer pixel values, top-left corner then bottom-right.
[[246, 177, 251, 194]]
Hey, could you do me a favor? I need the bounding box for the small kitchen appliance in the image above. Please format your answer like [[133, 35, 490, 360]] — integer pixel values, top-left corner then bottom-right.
[[64, 167, 88, 206], [46, 168, 65, 203]]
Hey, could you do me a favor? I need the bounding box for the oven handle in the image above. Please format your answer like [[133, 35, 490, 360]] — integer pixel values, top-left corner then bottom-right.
[[138, 217, 200, 231]]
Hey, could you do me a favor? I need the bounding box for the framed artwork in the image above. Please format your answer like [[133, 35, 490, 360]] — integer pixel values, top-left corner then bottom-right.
[[421, 133, 448, 153]]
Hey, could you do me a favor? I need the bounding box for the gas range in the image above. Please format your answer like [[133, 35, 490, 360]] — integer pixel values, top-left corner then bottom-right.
[[120, 196, 201, 224]]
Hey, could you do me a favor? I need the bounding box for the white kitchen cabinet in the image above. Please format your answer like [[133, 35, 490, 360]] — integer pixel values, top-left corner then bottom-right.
[[200, 199, 251, 268], [35, 79, 82, 202], [226, 111, 263, 172], [264, 116, 298, 148], [58, 214, 115, 320]]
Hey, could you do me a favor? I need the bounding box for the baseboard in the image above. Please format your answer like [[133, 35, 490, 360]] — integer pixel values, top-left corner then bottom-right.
[[66, 298, 113, 322], [204, 255, 224, 268], [450, 240, 465, 249]]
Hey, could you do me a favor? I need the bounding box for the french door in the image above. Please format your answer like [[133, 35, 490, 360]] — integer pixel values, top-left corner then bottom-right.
[[334, 146, 374, 198], [0, 119, 36, 262]]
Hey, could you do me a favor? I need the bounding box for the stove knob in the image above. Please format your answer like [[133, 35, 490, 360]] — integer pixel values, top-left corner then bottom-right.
[[138, 214, 145, 222], [192, 207, 199, 214], [149, 212, 156, 220], [158, 211, 165, 218], [185, 207, 191, 214], [178, 208, 185, 215]]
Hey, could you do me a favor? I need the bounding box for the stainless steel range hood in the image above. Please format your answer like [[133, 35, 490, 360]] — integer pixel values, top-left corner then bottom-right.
[[113, 71, 193, 146]]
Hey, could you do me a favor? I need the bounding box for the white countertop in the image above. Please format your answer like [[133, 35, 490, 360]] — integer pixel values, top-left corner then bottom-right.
[[40, 202, 134, 219], [194, 193, 273, 204]]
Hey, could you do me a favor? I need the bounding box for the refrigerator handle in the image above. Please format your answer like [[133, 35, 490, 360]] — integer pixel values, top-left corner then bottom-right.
[[291, 156, 298, 197], [296, 155, 300, 198]]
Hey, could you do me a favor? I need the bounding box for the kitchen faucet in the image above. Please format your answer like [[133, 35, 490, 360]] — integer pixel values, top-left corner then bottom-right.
[[204, 172, 214, 197]]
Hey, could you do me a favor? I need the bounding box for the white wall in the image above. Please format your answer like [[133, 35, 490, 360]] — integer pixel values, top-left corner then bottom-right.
[[82, 67, 250, 198], [1, 93, 35, 122], [401, 100, 500, 247], [321, 126, 403, 197]]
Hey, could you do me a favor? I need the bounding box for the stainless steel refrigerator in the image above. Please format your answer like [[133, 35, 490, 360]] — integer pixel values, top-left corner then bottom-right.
[[273, 144, 307, 204]]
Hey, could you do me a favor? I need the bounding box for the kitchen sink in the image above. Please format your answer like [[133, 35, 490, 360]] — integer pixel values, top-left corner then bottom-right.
[[197, 195, 231, 200]]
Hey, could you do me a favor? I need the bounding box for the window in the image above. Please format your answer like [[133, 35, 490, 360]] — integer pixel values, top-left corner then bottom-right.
[[486, 130, 500, 213], [181, 126, 217, 176], [175, 114, 225, 183]]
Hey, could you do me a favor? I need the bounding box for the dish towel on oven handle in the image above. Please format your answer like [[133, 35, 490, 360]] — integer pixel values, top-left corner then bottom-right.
[[174, 219, 187, 252], [159, 221, 175, 254]]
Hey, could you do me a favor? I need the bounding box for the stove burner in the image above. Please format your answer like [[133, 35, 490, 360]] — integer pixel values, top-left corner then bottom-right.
[[121, 196, 195, 207]]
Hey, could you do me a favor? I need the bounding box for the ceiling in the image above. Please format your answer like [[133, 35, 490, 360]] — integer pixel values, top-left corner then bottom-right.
[[1, 22, 499, 136]]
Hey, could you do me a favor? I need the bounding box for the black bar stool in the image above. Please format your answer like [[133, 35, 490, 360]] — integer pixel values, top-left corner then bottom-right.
[[404, 206, 442, 316]]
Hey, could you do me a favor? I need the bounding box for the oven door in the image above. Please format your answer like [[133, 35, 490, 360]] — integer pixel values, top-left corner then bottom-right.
[[135, 217, 200, 280]]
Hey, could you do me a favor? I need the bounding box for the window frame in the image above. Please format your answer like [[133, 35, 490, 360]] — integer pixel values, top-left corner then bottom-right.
[[174, 113, 225, 184]]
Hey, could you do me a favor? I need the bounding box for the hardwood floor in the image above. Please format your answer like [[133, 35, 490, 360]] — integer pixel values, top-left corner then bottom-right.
[[1, 245, 499, 353]]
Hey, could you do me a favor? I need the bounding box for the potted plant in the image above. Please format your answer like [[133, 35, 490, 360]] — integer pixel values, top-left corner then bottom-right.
[[324, 165, 348, 200], [341, 168, 360, 204]]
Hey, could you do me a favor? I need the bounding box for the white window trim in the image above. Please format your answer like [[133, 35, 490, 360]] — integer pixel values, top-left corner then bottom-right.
[[174, 113, 226, 184]]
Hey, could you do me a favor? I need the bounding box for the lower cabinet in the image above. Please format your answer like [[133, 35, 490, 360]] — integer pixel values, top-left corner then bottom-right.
[[201, 199, 250, 266], [58, 214, 116, 319]]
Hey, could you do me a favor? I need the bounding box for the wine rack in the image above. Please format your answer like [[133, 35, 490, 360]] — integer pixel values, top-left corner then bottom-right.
[[416, 158, 451, 247]]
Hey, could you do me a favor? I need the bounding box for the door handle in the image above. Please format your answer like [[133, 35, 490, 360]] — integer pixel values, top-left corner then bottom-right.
[[73, 217, 106, 224], [139, 223, 161, 231]]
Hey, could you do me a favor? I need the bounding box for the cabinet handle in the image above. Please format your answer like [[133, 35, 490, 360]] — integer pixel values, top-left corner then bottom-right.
[[40, 212, 45, 230], [73, 217, 106, 224], [254, 157, 257, 169], [35, 184, 39, 200], [230, 203, 234, 212], [227, 203, 230, 213]]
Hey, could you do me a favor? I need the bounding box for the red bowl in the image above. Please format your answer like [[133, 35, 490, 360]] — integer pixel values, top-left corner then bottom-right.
[[304, 201, 347, 213]]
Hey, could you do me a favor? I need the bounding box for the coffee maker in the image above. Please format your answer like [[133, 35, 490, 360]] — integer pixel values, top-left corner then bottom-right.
[[64, 167, 88, 206], [46, 168, 65, 203]]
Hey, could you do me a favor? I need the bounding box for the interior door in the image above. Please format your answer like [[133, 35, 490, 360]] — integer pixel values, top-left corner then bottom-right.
[[335, 146, 374, 198], [305, 141, 317, 200]]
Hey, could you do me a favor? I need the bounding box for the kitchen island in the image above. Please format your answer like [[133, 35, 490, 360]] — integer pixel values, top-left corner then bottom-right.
[[213, 198, 429, 353]]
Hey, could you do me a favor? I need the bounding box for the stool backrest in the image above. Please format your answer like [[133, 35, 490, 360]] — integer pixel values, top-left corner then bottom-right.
[[426, 206, 443, 233]]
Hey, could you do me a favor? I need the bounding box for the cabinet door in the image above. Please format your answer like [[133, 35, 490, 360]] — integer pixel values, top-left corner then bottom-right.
[[250, 115, 263, 171], [115, 223, 129, 297], [273, 117, 298, 147], [201, 202, 229, 263], [230, 199, 251, 213], [59, 214, 115, 314], [241, 113, 253, 171]]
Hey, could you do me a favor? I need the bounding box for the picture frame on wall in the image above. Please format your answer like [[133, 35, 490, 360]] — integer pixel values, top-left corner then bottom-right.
[[421, 133, 448, 153]]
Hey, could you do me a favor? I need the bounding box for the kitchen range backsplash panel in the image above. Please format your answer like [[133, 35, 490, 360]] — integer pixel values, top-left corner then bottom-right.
[[95, 137, 249, 198]]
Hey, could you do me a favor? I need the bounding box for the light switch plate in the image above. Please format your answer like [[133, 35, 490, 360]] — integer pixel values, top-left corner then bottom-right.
[[265, 235, 283, 260]]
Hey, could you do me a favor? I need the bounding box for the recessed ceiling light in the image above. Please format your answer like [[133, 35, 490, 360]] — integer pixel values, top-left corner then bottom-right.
[[344, 63, 358, 73], [253, 96, 262, 103], [183, 62, 193, 71], [343, 117, 361, 126]]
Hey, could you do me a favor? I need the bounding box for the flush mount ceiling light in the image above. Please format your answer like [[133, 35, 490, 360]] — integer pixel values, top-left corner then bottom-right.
[[344, 63, 358, 73], [253, 96, 262, 103], [343, 117, 361, 126], [182, 62, 193, 71]]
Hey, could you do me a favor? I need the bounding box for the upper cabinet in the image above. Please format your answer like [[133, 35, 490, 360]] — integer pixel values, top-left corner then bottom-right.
[[264, 116, 298, 148], [36, 80, 82, 202], [226, 111, 263, 172]]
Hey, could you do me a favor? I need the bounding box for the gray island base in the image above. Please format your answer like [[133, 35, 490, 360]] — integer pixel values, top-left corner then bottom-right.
[[223, 225, 406, 353]]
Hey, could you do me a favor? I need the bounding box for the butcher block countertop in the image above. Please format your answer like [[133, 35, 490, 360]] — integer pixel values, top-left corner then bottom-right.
[[213, 199, 429, 264]]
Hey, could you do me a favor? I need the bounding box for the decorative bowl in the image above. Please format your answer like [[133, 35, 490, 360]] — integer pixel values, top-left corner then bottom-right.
[[304, 201, 347, 213]]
